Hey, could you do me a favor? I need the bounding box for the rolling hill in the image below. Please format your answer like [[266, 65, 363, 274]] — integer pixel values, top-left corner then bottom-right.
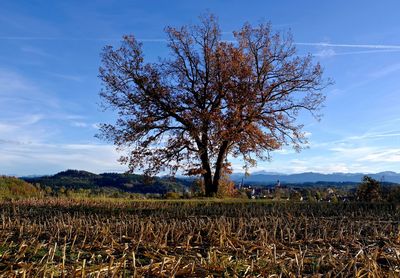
[[0, 176, 41, 198], [23, 170, 191, 194]]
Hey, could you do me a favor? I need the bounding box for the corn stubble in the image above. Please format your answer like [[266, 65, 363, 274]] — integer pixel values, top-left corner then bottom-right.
[[0, 199, 399, 277]]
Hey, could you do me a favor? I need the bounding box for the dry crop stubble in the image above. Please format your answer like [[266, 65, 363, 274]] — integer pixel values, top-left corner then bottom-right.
[[0, 199, 399, 277]]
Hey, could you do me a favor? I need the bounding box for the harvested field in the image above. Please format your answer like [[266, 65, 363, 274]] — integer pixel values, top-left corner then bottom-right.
[[0, 199, 399, 277]]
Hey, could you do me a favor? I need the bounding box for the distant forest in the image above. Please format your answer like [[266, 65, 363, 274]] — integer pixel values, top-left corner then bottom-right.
[[0, 169, 398, 202], [22, 170, 400, 194], [22, 169, 192, 195]]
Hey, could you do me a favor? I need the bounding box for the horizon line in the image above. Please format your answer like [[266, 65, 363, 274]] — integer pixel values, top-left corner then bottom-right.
[[7, 169, 399, 178]]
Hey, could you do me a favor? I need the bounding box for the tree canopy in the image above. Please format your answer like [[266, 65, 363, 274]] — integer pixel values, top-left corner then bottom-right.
[[356, 176, 382, 202], [98, 14, 330, 196]]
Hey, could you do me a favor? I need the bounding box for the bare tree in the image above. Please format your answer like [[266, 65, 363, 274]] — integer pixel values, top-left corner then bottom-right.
[[98, 14, 330, 196]]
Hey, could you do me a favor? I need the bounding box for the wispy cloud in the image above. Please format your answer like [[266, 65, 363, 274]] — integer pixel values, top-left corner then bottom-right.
[[0, 142, 126, 176], [254, 126, 400, 174], [304, 42, 400, 58], [0, 114, 48, 144], [369, 63, 400, 78], [331, 146, 400, 163], [20, 46, 54, 58], [346, 131, 400, 141], [314, 48, 336, 58], [4, 36, 400, 51], [310, 129, 400, 151], [71, 121, 89, 128], [314, 48, 400, 57], [91, 123, 101, 129], [230, 142, 385, 174], [50, 73, 84, 82], [296, 42, 400, 49], [0, 139, 24, 145], [287, 159, 352, 173], [0, 36, 167, 42], [5, 36, 400, 59], [0, 68, 60, 109], [361, 149, 400, 163], [0, 69, 32, 92]]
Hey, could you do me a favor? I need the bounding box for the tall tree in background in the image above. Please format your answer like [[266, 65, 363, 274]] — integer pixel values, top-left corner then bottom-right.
[[356, 176, 382, 202], [98, 15, 329, 196]]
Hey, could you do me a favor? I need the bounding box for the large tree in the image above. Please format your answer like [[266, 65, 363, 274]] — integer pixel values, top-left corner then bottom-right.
[[98, 15, 329, 196]]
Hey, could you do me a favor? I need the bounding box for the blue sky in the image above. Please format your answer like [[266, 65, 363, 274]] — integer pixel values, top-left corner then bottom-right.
[[1, 0, 400, 176]]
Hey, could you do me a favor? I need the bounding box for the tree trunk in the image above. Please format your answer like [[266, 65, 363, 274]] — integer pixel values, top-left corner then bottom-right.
[[203, 163, 217, 197], [203, 172, 216, 196], [199, 149, 216, 196], [212, 141, 229, 195]]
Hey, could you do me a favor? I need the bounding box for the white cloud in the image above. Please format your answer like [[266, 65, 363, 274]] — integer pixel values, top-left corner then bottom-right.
[[22, 114, 44, 125], [0, 113, 49, 142], [71, 122, 103, 129], [247, 127, 400, 174], [347, 131, 400, 141], [288, 159, 350, 173], [360, 149, 400, 163], [91, 123, 101, 129], [0, 122, 16, 133], [330, 145, 400, 163], [50, 73, 84, 82], [71, 121, 89, 128], [0, 142, 126, 176], [314, 48, 336, 58], [303, 131, 312, 137], [298, 42, 400, 57], [296, 42, 400, 49]]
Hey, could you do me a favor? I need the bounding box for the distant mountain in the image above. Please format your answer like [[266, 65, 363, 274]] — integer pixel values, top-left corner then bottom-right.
[[23, 169, 192, 194], [231, 171, 400, 184]]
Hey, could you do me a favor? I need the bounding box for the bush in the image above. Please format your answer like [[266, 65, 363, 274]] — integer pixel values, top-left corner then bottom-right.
[[165, 192, 181, 199], [289, 190, 302, 201], [216, 170, 238, 198], [191, 179, 205, 197]]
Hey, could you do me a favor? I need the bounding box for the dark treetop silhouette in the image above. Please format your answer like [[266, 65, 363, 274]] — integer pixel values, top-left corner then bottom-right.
[[98, 15, 329, 196]]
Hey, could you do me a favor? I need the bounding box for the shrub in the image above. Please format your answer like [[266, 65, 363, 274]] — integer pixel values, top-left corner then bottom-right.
[[165, 192, 181, 199], [0, 176, 41, 199], [191, 179, 205, 197]]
